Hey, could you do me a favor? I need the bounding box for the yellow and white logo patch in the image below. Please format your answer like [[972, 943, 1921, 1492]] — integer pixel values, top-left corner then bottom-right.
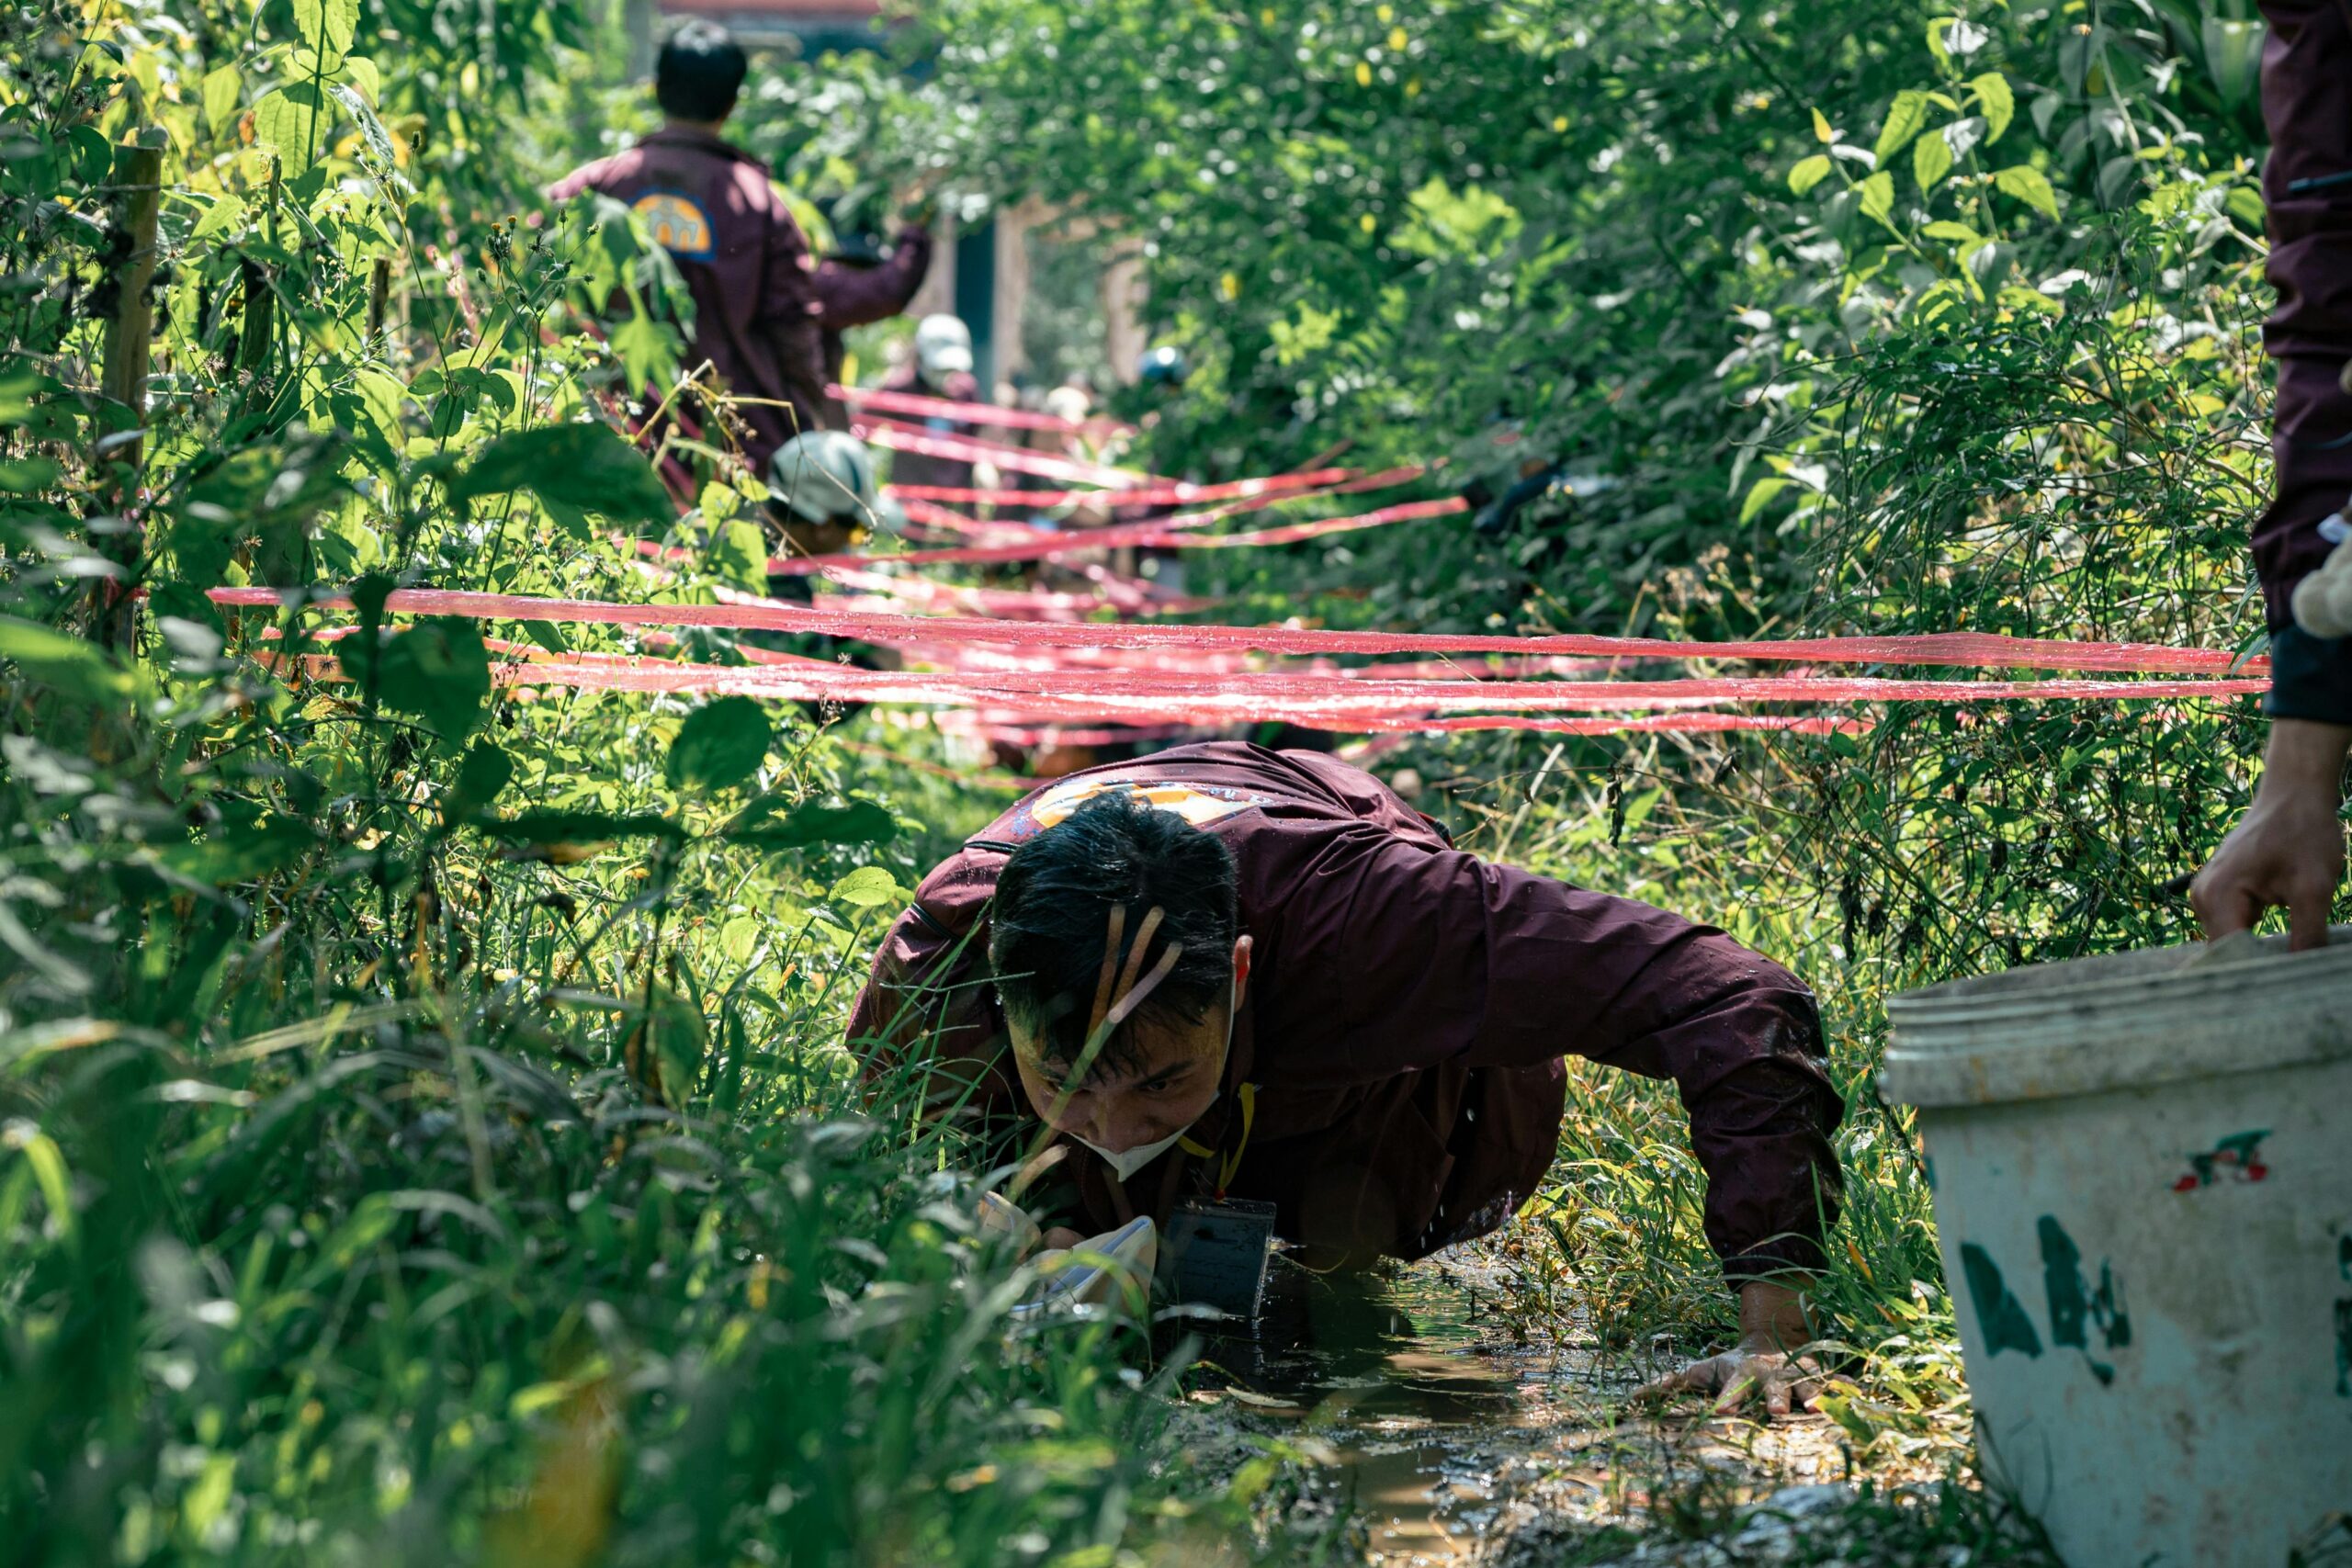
[[1015, 777, 1265, 838], [632, 191, 715, 261]]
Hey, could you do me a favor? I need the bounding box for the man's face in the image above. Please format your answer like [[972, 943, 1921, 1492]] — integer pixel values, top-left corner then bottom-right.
[[1010, 934, 1250, 1154]]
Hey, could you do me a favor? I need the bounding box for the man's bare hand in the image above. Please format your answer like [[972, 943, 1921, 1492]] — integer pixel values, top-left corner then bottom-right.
[[1634, 1277, 1821, 1420], [1634, 1343, 1824, 1418], [2191, 718, 2350, 952]]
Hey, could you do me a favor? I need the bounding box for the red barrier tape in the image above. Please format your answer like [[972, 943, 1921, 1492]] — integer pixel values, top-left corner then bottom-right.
[[208, 586, 2270, 677], [885, 468, 1364, 509], [855, 421, 1155, 489], [768, 495, 1469, 574], [831, 382, 1137, 438]]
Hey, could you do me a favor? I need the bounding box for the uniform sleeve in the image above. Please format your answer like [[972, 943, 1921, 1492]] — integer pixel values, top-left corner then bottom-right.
[[1255, 825, 1844, 1280], [754, 192, 828, 440], [812, 228, 935, 331], [843, 863, 1025, 1140], [2256, 0, 2352, 723]]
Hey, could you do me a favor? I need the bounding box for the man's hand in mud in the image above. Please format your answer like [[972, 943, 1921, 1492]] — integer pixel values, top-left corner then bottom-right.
[[1633, 1277, 1821, 1420], [1634, 1342, 1824, 1418]]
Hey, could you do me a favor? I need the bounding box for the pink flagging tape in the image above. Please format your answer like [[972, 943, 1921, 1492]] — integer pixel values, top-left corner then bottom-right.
[[831, 382, 1137, 438], [206, 587, 2268, 677], [855, 421, 1154, 489], [768, 495, 1467, 574], [885, 467, 1363, 509]]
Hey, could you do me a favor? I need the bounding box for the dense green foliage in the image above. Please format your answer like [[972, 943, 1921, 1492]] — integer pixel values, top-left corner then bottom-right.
[[0, 0, 2324, 1562]]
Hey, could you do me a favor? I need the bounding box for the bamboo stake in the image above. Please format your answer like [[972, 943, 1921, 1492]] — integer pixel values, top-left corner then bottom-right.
[[367, 255, 392, 340]]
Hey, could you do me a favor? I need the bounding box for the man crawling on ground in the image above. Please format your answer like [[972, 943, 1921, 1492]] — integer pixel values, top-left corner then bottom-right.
[[846, 741, 1846, 1415]]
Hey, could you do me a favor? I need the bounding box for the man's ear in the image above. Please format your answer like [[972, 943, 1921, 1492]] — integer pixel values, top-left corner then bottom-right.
[[1230, 933, 1254, 1008]]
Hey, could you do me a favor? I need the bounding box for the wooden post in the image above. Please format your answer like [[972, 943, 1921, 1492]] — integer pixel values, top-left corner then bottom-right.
[[91, 129, 165, 650], [367, 255, 393, 341], [238, 257, 274, 374], [97, 131, 165, 474]]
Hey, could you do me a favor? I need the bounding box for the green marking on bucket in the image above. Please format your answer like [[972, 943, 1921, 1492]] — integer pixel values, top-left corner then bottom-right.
[[2038, 1215, 2131, 1385], [2337, 1299, 2351, 1398], [1961, 1242, 2042, 1359]]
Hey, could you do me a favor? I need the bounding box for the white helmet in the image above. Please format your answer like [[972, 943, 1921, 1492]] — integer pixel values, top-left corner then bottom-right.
[[768, 430, 899, 529], [914, 313, 975, 379]]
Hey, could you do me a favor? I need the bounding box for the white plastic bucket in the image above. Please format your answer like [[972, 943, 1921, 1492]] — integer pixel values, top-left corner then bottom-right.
[[1882, 928, 2352, 1568]]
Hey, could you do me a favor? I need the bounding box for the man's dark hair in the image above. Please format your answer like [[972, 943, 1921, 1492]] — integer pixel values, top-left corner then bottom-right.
[[656, 21, 748, 123], [989, 792, 1238, 1079]]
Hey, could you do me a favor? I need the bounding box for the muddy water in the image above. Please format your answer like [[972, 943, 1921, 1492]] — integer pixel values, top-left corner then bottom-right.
[[1175, 1250, 1872, 1564]]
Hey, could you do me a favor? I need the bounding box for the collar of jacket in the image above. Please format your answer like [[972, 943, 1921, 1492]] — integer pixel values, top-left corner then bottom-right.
[[639, 124, 768, 172]]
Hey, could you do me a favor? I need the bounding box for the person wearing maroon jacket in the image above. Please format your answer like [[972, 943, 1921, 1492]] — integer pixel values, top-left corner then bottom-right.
[[548, 22, 826, 470], [848, 744, 1847, 1415], [2193, 0, 2352, 949]]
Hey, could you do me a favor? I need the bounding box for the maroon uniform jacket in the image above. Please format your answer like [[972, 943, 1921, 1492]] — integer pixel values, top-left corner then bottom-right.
[[550, 127, 826, 468], [2257, 0, 2352, 721], [847, 743, 1844, 1280]]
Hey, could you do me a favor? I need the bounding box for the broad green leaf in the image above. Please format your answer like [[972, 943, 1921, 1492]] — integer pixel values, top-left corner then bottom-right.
[[1810, 107, 1834, 144], [666, 696, 772, 793], [1913, 130, 1954, 191], [1969, 72, 2015, 142], [1994, 164, 2062, 220], [447, 422, 674, 526], [350, 368, 405, 452], [158, 817, 320, 885], [250, 83, 337, 177], [190, 192, 246, 241], [447, 740, 514, 821], [338, 54, 380, 107], [1923, 220, 1983, 243], [293, 0, 359, 61], [1787, 154, 1833, 197], [200, 63, 243, 128], [829, 866, 906, 908], [727, 798, 899, 852], [2201, 17, 2264, 112], [1858, 171, 1896, 228], [362, 620, 492, 747], [710, 519, 769, 592], [1872, 90, 1929, 161], [0, 457, 60, 492], [1738, 477, 1792, 525], [0, 616, 130, 702]]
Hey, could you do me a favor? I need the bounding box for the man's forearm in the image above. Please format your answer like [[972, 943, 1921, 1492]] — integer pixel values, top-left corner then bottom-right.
[[2261, 716, 2352, 801]]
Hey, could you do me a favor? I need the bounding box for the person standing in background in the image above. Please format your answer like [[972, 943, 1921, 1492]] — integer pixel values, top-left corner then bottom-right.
[[2192, 0, 2352, 950], [877, 314, 983, 492], [549, 21, 826, 472]]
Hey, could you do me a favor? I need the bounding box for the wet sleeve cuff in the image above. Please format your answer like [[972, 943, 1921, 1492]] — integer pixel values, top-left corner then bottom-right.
[[2264, 625, 2352, 727]]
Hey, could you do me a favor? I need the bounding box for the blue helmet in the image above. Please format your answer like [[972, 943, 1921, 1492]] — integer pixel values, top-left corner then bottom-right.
[[1136, 344, 1190, 388]]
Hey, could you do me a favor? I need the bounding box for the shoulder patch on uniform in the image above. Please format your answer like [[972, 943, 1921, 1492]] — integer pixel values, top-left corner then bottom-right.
[[632, 190, 715, 261], [999, 777, 1270, 840]]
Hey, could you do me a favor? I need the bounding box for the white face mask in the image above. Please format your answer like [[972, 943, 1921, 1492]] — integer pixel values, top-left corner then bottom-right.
[[1070, 981, 1237, 1183]]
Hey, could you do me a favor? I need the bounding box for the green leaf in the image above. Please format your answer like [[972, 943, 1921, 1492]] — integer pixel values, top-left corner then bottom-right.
[[157, 816, 321, 886], [0, 457, 60, 492], [0, 617, 130, 702], [1872, 90, 1929, 161], [250, 83, 337, 177], [1913, 130, 1954, 192], [1787, 154, 1834, 197], [200, 63, 243, 128], [727, 798, 899, 852], [1969, 72, 2015, 142], [1994, 164, 2062, 221], [293, 0, 359, 62], [2201, 17, 2265, 113], [482, 810, 686, 846], [829, 866, 906, 908], [1810, 107, 1834, 144], [366, 619, 492, 747], [1922, 220, 1982, 243], [447, 422, 674, 526], [665, 696, 772, 793], [710, 519, 770, 592], [1858, 170, 1897, 228], [1737, 477, 1792, 525], [447, 740, 514, 822], [190, 193, 246, 241]]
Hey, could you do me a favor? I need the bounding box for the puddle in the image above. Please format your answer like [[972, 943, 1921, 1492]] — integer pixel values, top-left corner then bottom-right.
[[1170, 1247, 1920, 1565]]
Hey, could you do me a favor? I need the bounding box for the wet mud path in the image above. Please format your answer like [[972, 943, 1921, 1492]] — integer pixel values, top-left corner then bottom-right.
[[1172, 1251, 1929, 1565]]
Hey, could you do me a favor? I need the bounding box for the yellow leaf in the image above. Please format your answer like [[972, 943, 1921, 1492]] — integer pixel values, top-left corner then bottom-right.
[[1219, 272, 1240, 300], [1553, 115, 1569, 132], [1359, 211, 1377, 233], [1812, 107, 1835, 144], [1355, 61, 1373, 86], [1389, 27, 1408, 50]]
